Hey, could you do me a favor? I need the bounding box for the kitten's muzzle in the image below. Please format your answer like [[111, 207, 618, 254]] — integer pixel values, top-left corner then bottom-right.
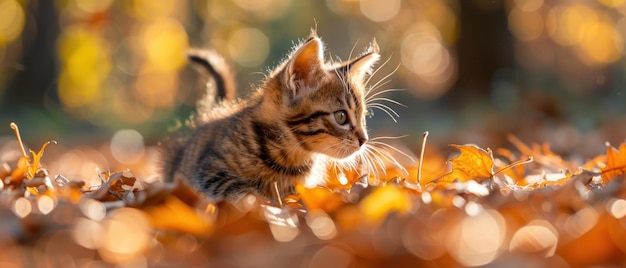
[[357, 130, 368, 147]]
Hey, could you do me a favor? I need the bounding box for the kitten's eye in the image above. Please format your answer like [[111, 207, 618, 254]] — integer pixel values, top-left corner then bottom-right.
[[333, 110, 348, 125]]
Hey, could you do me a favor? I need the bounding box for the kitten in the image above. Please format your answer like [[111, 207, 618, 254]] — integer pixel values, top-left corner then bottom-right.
[[162, 30, 383, 203]]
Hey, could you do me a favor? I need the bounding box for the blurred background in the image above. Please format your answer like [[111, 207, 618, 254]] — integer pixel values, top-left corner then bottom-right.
[[1, 0, 626, 166]]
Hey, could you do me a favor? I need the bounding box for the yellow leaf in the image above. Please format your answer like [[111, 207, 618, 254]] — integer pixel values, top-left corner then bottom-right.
[[27, 140, 56, 179], [360, 185, 412, 224], [433, 144, 494, 187]]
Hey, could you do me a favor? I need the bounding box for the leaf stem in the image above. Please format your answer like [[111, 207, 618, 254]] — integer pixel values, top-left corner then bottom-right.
[[418, 131, 429, 186], [10, 122, 28, 159], [493, 156, 534, 177], [273, 181, 283, 208]]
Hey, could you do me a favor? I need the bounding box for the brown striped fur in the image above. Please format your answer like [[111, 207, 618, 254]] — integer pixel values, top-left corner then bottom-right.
[[162, 31, 381, 202]]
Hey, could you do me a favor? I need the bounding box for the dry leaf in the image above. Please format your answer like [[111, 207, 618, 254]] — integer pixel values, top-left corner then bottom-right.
[[296, 183, 344, 212], [601, 142, 626, 182], [431, 144, 495, 187], [360, 184, 412, 224], [145, 196, 214, 235]]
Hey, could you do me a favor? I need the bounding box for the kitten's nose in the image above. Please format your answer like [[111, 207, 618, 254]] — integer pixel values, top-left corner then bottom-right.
[[356, 130, 368, 147]]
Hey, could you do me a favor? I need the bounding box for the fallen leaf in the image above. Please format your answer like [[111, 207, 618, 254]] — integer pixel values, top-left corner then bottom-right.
[[296, 183, 344, 212], [360, 184, 412, 224], [601, 142, 626, 182], [431, 144, 495, 187], [27, 140, 56, 179], [146, 196, 214, 235], [85, 171, 137, 202]]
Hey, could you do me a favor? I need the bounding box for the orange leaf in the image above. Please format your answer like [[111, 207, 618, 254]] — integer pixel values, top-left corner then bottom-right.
[[360, 184, 412, 224], [601, 143, 626, 182], [10, 156, 29, 183], [296, 184, 344, 212], [434, 144, 494, 186], [146, 196, 214, 235], [27, 140, 56, 179]]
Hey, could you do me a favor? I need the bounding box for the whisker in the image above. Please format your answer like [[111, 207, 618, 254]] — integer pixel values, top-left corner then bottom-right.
[[370, 135, 409, 142], [367, 146, 407, 177], [368, 141, 416, 163], [367, 103, 400, 122], [367, 101, 401, 115], [367, 80, 393, 96], [365, 88, 405, 103], [366, 63, 400, 98], [367, 97, 407, 107], [365, 56, 394, 91], [363, 148, 387, 178], [348, 39, 360, 62]]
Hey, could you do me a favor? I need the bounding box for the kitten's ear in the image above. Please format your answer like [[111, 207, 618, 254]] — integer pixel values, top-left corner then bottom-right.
[[284, 35, 324, 99], [340, 39, 381, 82]]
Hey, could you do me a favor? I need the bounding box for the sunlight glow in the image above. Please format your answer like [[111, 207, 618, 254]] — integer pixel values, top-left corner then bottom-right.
[[99, 208, 151, 264], [228, 27, 270, 67], [508, 8, 544, 42], [269, 223, 299, 242], [306, 210, 337, 240], [509, 220, 558, 257], [13, 197, 32, 218], [79, 198, 107, 221], [37, 195, 56, 215], [110, 129, 145, 165], [359, 0, 401, 22], [57, 25, 111, 109], [607, 198, 626, 219], [73, 218, 104, 249], [309, 246, 353, 268], [447, 210, 505, 266], [0, 0, 25, 46]]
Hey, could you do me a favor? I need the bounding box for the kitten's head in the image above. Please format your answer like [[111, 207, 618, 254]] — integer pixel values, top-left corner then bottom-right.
[[271, 31, 380, 159]]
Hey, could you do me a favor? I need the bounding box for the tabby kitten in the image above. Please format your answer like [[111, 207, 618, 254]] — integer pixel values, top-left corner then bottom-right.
[[162, 30, 381, 203]]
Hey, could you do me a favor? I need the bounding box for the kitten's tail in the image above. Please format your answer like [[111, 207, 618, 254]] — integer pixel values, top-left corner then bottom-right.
[[161, 50, 236, 182], [187, 49, 237, 108]]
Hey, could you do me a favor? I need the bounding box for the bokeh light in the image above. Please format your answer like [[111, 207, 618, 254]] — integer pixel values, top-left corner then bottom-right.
[[577, 18, 623, 65], [508, 7, 544, 42], [509, 220, 558, 257], [12, 197, 32, 218], [37, 195, 56, 215], [607, 198, 626, 218], [228, 27, 270, 68], [98, 208, 151, 264], [57, 25, 111, 109], [546, 4, 588, 46], [401, 22, 456, 99], [110, 129, 145, 164], [309, 245, 353, 268], [233, 0, 292, 19], [306, 210, 337, 240], [130, 0, 176, 19], [0, 0, 25, 46], [360, 0, 401, 22], [139, 19, 188, 72], [446, 210, 505, 266]]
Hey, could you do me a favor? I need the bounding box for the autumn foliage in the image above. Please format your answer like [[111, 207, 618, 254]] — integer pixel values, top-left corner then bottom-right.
[[2, 124, 626, 267]]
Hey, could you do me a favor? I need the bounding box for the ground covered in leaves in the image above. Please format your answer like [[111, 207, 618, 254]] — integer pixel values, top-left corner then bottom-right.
[[1, 124, 626, 267]]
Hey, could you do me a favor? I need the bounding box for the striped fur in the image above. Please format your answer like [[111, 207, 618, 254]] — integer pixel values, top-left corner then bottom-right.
[[162, 31, 381, 202]]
